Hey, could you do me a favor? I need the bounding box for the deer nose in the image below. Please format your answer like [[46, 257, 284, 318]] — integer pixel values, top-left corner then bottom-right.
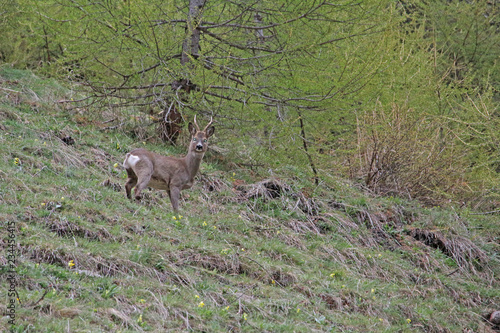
[[196, 143, 203, 150]]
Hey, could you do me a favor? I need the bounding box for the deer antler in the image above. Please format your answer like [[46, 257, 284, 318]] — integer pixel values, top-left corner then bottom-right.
[[203, 116, 213, 132], [193, 114, 201, 132]]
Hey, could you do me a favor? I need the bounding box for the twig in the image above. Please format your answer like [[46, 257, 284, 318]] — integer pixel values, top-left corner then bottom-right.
[[0, 87, 20, 93], [297, 111, 319, 186], [101, 122, 124, 131], [102, 118, 117, 124], [469, 210, 500, 215], [30, 289, 49, 307]]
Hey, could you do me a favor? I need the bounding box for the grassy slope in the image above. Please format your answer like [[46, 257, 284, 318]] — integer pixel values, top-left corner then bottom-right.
[[0, 68, 499, 332]]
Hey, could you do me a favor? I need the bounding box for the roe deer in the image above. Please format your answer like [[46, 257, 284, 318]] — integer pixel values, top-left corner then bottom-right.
[[123, 116, 215, 212]]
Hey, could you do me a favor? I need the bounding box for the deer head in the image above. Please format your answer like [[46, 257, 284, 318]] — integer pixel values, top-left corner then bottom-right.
[[188, 115, 215, 154]]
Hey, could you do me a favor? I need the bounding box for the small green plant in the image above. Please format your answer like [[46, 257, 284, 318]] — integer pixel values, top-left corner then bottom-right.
[[101, 284, 120, 299]]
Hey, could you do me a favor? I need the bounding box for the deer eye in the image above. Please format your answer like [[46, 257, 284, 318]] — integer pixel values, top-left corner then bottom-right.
[[203, 139, 207, 143], [193, 138, 197, 142]]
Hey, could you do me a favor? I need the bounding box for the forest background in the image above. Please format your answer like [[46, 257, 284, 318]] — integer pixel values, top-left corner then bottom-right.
[[1, 0, 498, 209]]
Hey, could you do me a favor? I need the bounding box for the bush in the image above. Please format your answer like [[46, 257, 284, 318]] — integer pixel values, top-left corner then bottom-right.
[[353, 103, 470, 205]]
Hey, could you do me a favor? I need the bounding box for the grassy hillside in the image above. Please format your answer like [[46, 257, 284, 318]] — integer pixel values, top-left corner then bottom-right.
[[1, 67, 499, 332]]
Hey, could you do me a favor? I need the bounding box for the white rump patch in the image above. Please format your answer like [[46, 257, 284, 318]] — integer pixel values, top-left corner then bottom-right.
[[123, 154, 140, 168]]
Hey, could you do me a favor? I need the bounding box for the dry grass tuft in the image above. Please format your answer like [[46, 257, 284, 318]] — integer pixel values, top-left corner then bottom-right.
[[269, 269, 298, 287], [102, 307, 140, 330], [186, 252, 244, 275], [286, 219, 323, 235], [240, 178, 291, 200], [25, 246, 72, 267], [101, 179, 122, 192], [409, 228, 489, 272], [54, 307, 82, 319], [91, 147, 113, 168], [94, 257, 135, 277], [52, 145, 87, 169], [199, 173, 230, 193], [45, 218, 113, 241], [235, 178, 319, 215], [354, 209, 404, 250]]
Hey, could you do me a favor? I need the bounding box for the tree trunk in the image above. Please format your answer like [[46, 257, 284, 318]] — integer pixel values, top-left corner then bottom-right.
[[181, 0, 206, 66], [159, 0, 206, 144]]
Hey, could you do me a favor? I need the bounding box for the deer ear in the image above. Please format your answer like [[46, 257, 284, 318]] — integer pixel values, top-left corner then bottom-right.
[[188, 122, 196, 136], [205, 126, 215, 138]]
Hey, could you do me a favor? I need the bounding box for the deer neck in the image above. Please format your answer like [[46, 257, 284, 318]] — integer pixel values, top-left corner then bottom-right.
[[184, 150, 204, 179]]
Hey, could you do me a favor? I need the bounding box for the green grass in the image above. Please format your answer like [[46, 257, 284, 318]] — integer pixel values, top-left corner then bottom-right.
[[1, 68, 499, 332]]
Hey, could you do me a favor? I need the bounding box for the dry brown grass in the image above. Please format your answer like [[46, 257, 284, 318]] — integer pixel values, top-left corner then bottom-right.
[[409, 227, 489, 273]]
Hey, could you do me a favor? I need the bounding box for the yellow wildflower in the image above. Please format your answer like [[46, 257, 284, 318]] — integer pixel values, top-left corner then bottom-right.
[[198, 301, 205, 308]]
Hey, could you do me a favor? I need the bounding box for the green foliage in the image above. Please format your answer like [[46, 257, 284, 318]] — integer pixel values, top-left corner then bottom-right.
[[1, 0, 498, 207], [410, 0, 499, 95], [0, 0, 44, 67], [330, 1, 500, 206]]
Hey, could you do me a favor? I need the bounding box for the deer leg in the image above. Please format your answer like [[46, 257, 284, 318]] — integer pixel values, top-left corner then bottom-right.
[[125, 169, 138, 199], [169, 187, 181, 212], [130, 159, 154, 201], [133, 174, 152, 200]]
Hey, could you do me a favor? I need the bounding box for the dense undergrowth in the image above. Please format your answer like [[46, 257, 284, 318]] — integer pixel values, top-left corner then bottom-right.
[[1, 68, 499, 332]]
